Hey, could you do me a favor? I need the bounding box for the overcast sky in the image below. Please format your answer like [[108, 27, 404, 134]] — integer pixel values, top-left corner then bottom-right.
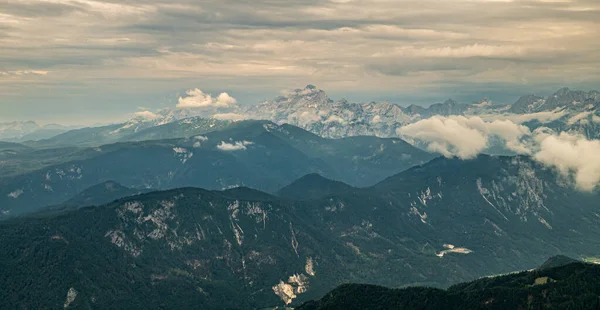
[[1, 0, 599, 125]]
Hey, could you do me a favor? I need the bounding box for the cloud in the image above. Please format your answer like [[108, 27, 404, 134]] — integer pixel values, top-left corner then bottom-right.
[[176, 89, 237, 109], [534, 132, 600, 191], [212, 113, 248, 121], [2, 0, 600, 122], [0, 70, 49, 76], [401, 118, 600, 191], [133, 110, 160, 120], [478, 109, 568, 124], [398, 116, 531, 159], [192, 135, 208, 148], [217, 140, 254, 151]]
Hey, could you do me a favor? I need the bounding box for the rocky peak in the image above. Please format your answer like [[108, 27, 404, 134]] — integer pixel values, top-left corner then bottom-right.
[[510, 94, 545, 114], [543, 87, 600, 112]]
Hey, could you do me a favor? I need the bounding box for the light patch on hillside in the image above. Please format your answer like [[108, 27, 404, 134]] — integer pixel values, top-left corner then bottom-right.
[[173, 147, 193, 164], [7, 189, 23, 199], [217, 140, 253, 151], [272, 274, 310, 305], [436, 244, 473, 257], [63, 287, 78, 309], [305, 257, 316, 276]]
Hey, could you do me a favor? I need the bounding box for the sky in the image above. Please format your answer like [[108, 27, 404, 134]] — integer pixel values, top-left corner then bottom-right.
[[1, 0, 599, 125]]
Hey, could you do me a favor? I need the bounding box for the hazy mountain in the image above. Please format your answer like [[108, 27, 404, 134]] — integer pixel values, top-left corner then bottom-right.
[[297, 259, 600, 310], [0, 121, 433, 216], [0, 141, 32, 153], [242, 85, 414, 139], [514, 88, 600, 139], [276, 173, 355, 200], [509, 94, 546, 114], [1, 155, 599, 308], [0, 121, 80, 142], [538, 255, 580, 270], [119, 117, 232, 142], [47, 181, 151, 211], [23, 86, 599, 151], [0, 121, 40, 140], [242, 85, 599, 141]]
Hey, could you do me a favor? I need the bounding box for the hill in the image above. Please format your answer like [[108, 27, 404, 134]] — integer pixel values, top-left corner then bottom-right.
[[1, 155, 600, 308], [297, 260, 600, 310], [276, 174, 356, 200], [47, 181, 150, 211], [0, 121, 433, 216]]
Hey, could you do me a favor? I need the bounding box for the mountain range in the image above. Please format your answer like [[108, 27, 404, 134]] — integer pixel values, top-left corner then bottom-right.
[[0, 120, 433, 217], [1, 154, 599, 308], [1, 85, 599, 309], [0, 121, 80, 142], [4, 86, 599, 149]]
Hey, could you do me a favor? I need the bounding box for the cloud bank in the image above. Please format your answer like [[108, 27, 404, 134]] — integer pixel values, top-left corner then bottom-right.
[[399, 116, 600, 191], [397, 116, 531, 159], [535, 132, 600, 192]]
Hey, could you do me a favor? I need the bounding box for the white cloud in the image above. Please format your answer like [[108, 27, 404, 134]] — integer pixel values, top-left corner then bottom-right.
[[567, 111, 593, 125], [0, 70, 49, 76], [212, 113, 248, 121], [534, 132, 600, 192], [176, 88, 237, 109], [217, 140, 253, 151], [397, 116, 531, 159], [478, 109, 568, 124], [133, 110, 160, 120], [192, 135, 208, 148]]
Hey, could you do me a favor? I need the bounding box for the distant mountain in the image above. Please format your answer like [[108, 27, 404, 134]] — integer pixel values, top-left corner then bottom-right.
[[0, 121, 40, 140], [509, 88, 600, 139], [47, 181, 150, 211], [119, 117, 231, 142], [538, 255, 580, 270], [0, 121, 433, 216], [239, 86, 513, 140], [241, 85, 600, 141], [242, 85, 414, 139], [26, 117, 232, 148], [276, 173, 355, 200], [1, 155, 600, 308], [509, 94, 546, 114], [20, 86, 598, 150], [297, 260, 600, 310], [0, 121, 79, 142]]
